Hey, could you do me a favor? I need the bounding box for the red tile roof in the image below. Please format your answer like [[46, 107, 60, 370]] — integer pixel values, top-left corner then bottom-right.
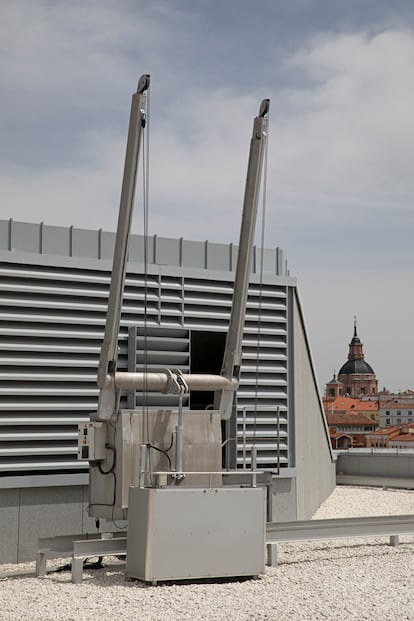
[[324, 396, 378, 413], [366, 424, 414, 442], [326, 412, 378, 427], [390, 433, 414, 443]]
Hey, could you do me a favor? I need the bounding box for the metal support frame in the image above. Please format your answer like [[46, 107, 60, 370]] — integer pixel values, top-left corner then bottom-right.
[[72, 537, 127, 584], [36, 532, 127, 578]]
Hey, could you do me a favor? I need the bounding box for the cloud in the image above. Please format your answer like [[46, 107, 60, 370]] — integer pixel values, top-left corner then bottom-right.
[[269, 29, 414, 208], [1, 3, 414, 390], [1, 9, 414, 249], [0, 1, 199, 168], [2, 17, 414, 252], [0, 130, 126, 233]]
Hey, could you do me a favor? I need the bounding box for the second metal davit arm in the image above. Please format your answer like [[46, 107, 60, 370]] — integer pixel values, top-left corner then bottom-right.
[[215, 98, 270, 419]]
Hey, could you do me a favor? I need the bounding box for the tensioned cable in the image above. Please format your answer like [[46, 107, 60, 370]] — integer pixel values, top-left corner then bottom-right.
[[252, 114, 269, 460], [140, 92, 174, 480], [142, 88, 150, 447]]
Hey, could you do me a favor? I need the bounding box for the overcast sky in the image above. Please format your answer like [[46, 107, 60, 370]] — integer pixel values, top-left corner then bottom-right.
[[1, 0, 414, 393]]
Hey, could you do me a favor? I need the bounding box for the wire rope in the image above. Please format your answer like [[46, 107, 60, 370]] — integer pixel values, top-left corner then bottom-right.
[[252, 114, 269, 463], [140, 91, 174, 478], [142, 89, 150, 446]]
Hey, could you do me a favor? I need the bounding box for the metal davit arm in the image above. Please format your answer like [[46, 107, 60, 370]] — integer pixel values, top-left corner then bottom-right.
[[215, 99, 270, 420], [96, 75, 150, 420]]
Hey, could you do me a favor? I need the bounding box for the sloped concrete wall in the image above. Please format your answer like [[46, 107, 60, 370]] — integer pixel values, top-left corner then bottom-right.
[[292, 290, 336, 519]]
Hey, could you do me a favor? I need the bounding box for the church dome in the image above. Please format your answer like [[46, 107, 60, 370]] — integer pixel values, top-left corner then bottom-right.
[[338, 359, 375, 376]]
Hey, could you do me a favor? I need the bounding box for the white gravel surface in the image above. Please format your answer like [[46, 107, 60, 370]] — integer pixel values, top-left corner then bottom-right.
[[0, 485, 413, 621]]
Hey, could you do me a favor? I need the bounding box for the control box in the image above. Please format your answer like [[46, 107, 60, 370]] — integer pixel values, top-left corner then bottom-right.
[[78, 422, 107, 461]]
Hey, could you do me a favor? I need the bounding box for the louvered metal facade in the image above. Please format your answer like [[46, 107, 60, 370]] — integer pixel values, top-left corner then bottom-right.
[[0, 219, 296, 488], [0, 220, 338, 563]]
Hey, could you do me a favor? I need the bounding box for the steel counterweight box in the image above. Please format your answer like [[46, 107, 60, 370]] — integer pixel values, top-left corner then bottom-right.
[[126, 486, 266, 583]]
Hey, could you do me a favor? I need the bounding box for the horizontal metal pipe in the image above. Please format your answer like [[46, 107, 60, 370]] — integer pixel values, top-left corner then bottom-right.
[[148, 471, 264, 475], [112, 372, 238, 392]]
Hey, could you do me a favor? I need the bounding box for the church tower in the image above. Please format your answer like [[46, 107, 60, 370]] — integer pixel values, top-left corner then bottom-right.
[[325, 319, 378, 398], [325, 372, 343, 398]]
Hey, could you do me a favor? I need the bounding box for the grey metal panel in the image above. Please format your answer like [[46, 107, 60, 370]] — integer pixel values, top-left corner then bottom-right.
[[231, 244, 238, 272], [182, 240, 206, 269], [126, 486, 266, 582], [261, 248, 278, 274], [42, 225, 71, 256], [129, 234, 154, 263], [206, 242, 231, 271], [99, 230, 116, 260], [71, 228, 100, 259], [10, 221, 41, 253], [269, 477, 297, 522], [153, 236, 181, 266], [0, 220, 10, 251]]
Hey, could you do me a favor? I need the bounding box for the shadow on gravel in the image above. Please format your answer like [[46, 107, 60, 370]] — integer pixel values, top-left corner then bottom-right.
[[123, 574, 263, 588], [24, 562, 263, 589], [277, 540, 414, 567]]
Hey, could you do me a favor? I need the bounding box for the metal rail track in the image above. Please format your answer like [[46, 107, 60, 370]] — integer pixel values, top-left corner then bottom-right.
[[35, 514, 414, 581], [266, 514, 414, 565]]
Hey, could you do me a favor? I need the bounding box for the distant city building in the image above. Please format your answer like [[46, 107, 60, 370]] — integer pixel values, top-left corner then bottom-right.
[[366, 423, 414, 448], [379, 389, 414, 402], [325, 320, 378, 398], [324, 322, 414, 443], [379, 400, 414, 427], [323, 396, 378, 448]]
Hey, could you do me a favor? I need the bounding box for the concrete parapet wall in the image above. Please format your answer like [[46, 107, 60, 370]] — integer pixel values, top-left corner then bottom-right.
[[0, 219, 287, 276], [336, 450, 414, 480]]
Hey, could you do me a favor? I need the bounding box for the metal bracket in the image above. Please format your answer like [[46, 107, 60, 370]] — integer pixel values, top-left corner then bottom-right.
[[162, 369, 189, 395]]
